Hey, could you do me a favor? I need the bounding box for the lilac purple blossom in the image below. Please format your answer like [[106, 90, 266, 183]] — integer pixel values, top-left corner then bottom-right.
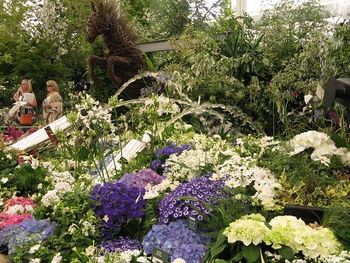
[[158, 175, 225, 224], [143, 220, 209, 263], [100, 236, 142, 254], [151, 143, 190, 173], [0, 219, 54, 254], [91, 182, 146, 239], [119, 169, 164, 189]]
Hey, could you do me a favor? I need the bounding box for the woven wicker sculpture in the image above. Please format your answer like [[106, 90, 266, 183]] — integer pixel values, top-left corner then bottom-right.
[[87, 0, 145, 98]]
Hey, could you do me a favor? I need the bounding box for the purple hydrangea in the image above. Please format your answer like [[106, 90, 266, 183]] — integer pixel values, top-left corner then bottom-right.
[[158, 175, 225, 224], [119, 169, 164, 189], [101, 236, 142, 254], [0, 219, 54, 254], [151, 143, 190, 173], [143, 220, 209, 263], [91, 182, 146, 239]]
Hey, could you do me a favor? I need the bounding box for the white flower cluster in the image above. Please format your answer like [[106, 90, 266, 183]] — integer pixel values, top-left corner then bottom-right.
[[289, 131, 350, 166], [75, 94, 115, 133], [41, 171, 74, 207], [223, 214, 269, 246], [144, 178, 180, 200], [143, 95, 180, 116], [6, 204, 34, 215], [224, 214, 341, 259], [214, 153, 281, 209], [164, 134, 228, 181], [265, 216, 340, 259]]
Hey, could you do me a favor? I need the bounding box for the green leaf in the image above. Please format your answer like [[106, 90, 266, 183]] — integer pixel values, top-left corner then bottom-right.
[[231, 252, 243, 262], [210, 230, 228, 258], [214, 260, 230, 263], [278, 246, 294, 260], [241, 245, 260, 263]]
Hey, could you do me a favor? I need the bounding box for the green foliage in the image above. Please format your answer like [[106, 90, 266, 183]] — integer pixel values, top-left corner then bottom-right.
[[4, 165, 48, 196], [259, 148, 350, 207], [32, 188, 99, 263], [323, 202, 350, 250], [329, 21, 350, 77]]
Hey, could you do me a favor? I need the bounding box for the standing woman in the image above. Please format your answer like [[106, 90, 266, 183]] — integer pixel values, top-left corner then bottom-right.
[[43, 80, 63, 124]]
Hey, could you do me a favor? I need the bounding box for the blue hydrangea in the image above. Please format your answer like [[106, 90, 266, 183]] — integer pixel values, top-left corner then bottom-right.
[[158, 175, 225, 224], [143, 220, 209, 263], [0, 219, 54, 254]]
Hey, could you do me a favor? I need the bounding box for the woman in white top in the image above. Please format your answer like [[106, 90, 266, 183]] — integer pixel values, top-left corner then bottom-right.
[[10, 79, 37, 121], [13, 79, 37, 107]]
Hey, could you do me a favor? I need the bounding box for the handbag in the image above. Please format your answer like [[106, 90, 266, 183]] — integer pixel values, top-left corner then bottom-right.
[[20, 107, 33, 126]]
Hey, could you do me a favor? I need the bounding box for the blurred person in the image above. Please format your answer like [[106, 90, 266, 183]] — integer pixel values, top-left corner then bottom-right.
[[13, 79, 37, 107], [43, 80, 63, 124], [9, 79, 37, 124]]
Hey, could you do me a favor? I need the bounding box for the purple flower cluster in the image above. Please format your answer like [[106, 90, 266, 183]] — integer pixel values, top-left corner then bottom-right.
[[119, 169, 164, 189], [151, 143, 190, 173], [158, 175, 225, 224], [143, 220, 209, 263], [91, 182, 146, 239], [101, 236, 142, 254], [0, 219, 54, 254]]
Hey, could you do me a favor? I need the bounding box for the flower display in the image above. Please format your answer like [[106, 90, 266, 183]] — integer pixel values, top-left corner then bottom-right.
[[158, 175, 225, 224], [223, 213, 269, 246], [119, 169, 164, 189], [3, 126, 24, 142], [41, 171, 75, 207], [265, 215, 340, 258], [161, 134, 233, 181], [75, 93, 115, 132], [143, 220, 209, 263], [0, 213, 33, 230], [216, 158, 281, 209], [142, 94, 180, 116], [144, 178, 180, 200], [151, 143, 190, 173], [0, 218, 54, 254], [100, 236, 142, 254], [224, 214, 341, 259], [4, 197, 36, 215], [288, 131, 350, 166], [91, 181, 146, 238]]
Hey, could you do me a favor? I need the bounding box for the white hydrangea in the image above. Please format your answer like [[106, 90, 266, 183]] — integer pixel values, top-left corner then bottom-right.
[[223, 214, 269, 246], [265, 216, 340, 258], [289, 131, 350, 166], [172, 259, 187, 263]]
